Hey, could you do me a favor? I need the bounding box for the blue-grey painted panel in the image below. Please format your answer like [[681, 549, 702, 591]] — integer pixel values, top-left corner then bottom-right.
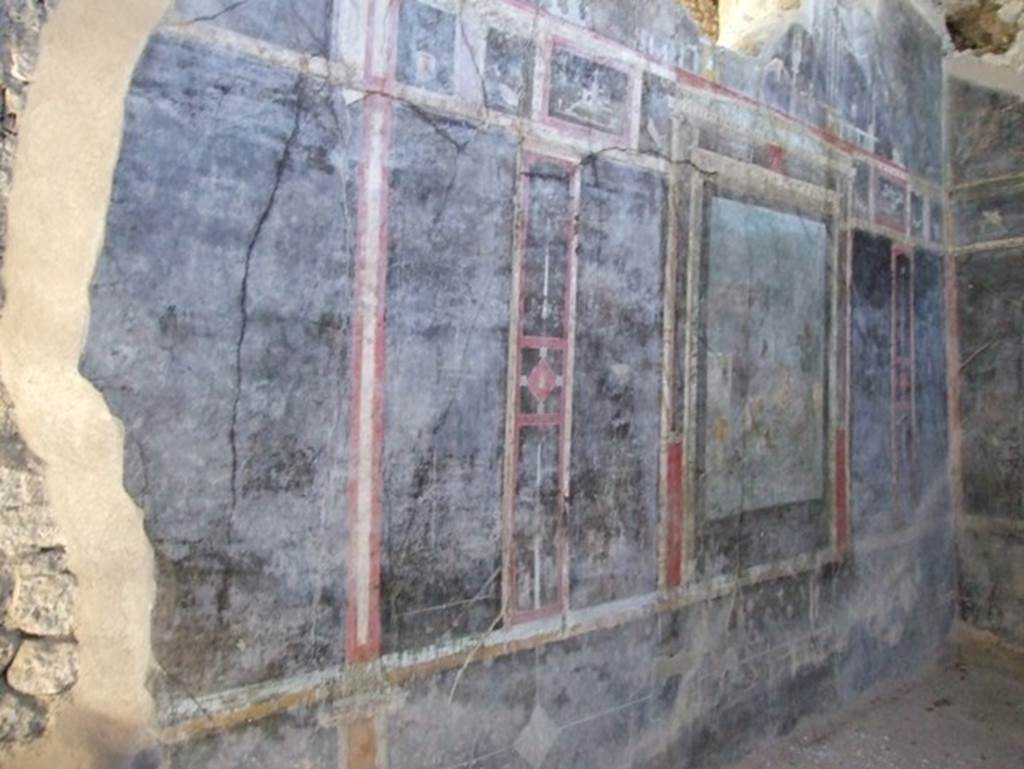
[[701, 197, 827, 520], [850, 230, 894, 537], [380, 106, 516, 652], [571, 159, 664, 608], [176, 0, 334, 55], [81, 33, 358, 696]]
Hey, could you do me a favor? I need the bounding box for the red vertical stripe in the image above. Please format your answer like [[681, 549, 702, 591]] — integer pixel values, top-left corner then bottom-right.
[[665, 440, 685, 588], [835, 428, 849, 552], [345, 92, 393, 663]]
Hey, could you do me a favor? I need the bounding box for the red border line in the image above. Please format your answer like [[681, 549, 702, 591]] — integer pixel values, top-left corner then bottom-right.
[[345, 94, 394, 664], [835, 429, 849, 552], [522, 335, 567, 350], [506, 152, 578, 624], [665, 441, 685, 588], [345, 0, 398, 664]]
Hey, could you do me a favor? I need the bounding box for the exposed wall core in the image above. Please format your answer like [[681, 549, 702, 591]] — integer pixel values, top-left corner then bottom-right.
[[718, 0, 802, 53], [0, 0, 168, 766], [0, 3, 81, 751], [946, 0, 1024, 70]]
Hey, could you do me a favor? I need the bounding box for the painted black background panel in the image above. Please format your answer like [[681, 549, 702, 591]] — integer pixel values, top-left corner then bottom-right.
[[513, 426, 561, 611], [532, 0, 701, 72], [948, 77, 1024, 183], [929, 200, 944, 244], [672, 169, 691, 435], [875, 175, 906, 229], [571, 158, 664, 608], [951, 177, 1024, 247], [850, 229, 894, 536], [81, 33, 358, 695], [696, 501, 829, 579], [522, 160, 572, 338], [892, 251, 913, 519], [957, 248, 1024, 521], [381, 106, 516, 652], [874, 0, 943, 182], [176, 0, 334, 55], [912, 249, 950, 518], [852, 162, 870, 219]]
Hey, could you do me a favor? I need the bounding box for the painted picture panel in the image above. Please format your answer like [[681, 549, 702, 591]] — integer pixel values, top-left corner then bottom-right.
[[701, 196, 828, 520], [547, 46, 630, 135]]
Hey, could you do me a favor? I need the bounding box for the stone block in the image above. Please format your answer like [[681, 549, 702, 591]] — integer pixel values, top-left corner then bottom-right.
[[7, 567, 75, 638], [7, 639, 77, 696], [0, 632, 18, 669], [0, 690, 45, 743], [0, 503, 61, 556], [0, 466, 44, 510]]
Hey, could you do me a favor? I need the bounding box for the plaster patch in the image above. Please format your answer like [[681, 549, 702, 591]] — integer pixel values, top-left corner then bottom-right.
[[0, 0, 170, 765]]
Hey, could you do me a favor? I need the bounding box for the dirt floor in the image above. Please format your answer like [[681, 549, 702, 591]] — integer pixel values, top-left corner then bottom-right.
[[732, 643, 1024, 769]]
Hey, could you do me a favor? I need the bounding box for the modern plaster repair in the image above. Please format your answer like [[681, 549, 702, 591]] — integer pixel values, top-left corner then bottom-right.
[[0, 0, 170, 766]]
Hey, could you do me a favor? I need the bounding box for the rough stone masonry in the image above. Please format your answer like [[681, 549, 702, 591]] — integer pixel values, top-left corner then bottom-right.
[[0, 0, 80, 748], [1, 0, 1007, 766]]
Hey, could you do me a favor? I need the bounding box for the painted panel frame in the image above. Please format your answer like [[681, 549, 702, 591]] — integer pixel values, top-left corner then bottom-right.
[[501, 151, 581, 624], [684, 172, 841, 580]]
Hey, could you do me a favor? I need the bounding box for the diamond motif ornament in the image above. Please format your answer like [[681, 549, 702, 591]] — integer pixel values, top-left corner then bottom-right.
[[514, 704, 560, 768], [526, 358, 558, 404]]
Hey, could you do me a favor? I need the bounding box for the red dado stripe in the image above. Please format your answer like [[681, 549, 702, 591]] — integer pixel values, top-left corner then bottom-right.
[[835, 428, 849, 552], [665, 440, 685, 588]]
